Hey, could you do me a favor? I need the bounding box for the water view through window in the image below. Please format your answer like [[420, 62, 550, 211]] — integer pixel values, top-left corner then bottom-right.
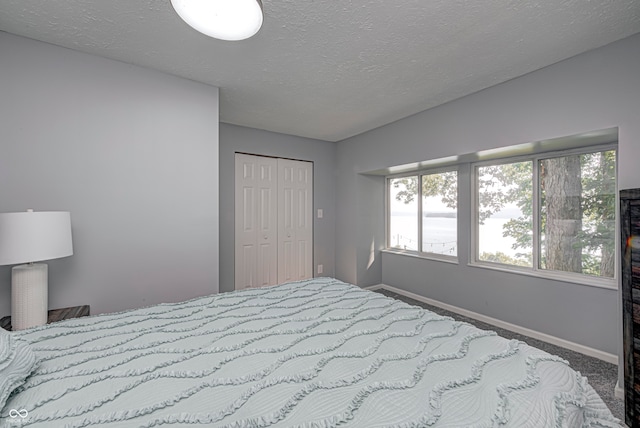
[[422, 171, 457, 256], [389, 171, 458, 257], [389, 176, 418, 251], [477, 161, 533, 267]]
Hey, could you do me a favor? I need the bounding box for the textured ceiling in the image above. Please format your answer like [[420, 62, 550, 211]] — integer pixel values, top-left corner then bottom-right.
[[1, 1, 639, 142]]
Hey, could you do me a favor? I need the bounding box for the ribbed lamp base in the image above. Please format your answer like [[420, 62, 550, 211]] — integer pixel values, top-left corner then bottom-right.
[[11, 263, 48, 330]]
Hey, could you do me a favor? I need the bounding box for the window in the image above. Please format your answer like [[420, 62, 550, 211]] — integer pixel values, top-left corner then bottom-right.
[[389, 176, 418, 251], [422, 171, 457, 256], [477, 161, 533, 267], [539, 150, 617, 278], [388, 170, 458, 258], [474, 147, 617, 281]]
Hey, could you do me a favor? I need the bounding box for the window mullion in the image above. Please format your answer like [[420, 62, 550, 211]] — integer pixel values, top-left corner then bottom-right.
[[417, 175, 423, 253], [385, 178, 390, 249], [532, 159, 540, 272], [471, 165, 479, 263]]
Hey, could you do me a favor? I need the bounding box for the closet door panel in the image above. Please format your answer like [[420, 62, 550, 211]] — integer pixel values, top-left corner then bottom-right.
[[278, 158, 313, 283], [296, 161, 313, 280], [235, 154, 277, 289], [278, 161, 297, 283], [235, 156, 255, 290], [236, 154, 313, 290]]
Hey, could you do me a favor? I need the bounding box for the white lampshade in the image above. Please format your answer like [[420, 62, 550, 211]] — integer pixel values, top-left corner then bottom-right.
[[0, 211, 73, 266], [171, 0, 263, 41]]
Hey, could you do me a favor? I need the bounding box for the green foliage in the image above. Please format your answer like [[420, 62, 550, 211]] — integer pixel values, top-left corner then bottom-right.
[[478, 161, 533, 226], [502, 217, 533, 254], [392, 171, 457, 209], [578, 150, 616, 277], [391, 176, 418, 203], [581, 253, 602, 277], [479, 252, 530, 267]]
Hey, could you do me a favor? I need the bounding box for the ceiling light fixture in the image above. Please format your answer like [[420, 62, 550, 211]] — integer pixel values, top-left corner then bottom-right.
[[171, 0, 263, 41]]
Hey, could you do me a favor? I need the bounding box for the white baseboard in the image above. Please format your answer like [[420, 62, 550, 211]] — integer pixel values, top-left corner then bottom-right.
[[615, 380, 624, 399], [365, 284, 618, 365]]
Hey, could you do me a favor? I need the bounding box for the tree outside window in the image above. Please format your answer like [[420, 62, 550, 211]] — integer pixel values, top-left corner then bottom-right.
[[475, 148, 616, 278], [539, 150, 616, 277]]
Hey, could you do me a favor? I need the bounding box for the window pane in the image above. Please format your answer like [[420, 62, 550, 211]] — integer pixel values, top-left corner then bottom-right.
[[389, 177, 418, 251], [539, 150, 616, 278], [477, 162, 533, 266], [422, 171, 457, 256]]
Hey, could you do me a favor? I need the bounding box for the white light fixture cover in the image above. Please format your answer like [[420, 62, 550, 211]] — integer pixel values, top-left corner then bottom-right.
[[0, 211, 73, 266], [171, 0, 263, 41]]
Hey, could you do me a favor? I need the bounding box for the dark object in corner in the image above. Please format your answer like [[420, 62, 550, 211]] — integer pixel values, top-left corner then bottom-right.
[[621, 188, 640, 427], [0, 305, 90, 331]]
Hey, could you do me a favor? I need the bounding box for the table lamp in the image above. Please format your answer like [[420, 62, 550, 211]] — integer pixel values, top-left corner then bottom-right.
[[0, 210, 73, 330]]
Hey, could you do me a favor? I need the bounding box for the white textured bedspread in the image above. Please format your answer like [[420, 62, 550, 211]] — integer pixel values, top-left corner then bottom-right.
[[2, 278, 621, 427]]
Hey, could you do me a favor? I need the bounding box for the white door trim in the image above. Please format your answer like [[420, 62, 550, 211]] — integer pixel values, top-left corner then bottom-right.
[[235, 153, 313, 290]]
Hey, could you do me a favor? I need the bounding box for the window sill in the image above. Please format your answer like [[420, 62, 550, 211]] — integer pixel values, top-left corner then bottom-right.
[[381, 248, 459, 265], [468, 261, 618, 290]]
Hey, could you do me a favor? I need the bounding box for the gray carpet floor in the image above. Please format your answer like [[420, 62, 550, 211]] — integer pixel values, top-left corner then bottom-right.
[[373, 288, 625, 423]]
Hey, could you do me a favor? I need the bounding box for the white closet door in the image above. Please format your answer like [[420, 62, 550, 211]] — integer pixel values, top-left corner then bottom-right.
[[278, 158, 313, 283], [235, 154, 278, 290]]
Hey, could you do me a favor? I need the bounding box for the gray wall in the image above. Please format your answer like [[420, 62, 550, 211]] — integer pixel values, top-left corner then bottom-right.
[[219, 123, 336, 293], [0, 32, 220, 316], [335, 33, 640, 357]]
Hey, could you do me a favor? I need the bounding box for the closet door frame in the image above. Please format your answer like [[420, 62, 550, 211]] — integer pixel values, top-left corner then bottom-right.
[[234, 153, 313, 290]]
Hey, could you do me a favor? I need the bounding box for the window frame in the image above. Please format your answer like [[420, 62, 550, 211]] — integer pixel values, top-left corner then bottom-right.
[[469, 143, 618, 289], [386, 166, 459, 263]]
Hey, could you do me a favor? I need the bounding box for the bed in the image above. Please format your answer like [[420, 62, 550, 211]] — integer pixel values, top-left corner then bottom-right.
[[1, 277, 622, 427]]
